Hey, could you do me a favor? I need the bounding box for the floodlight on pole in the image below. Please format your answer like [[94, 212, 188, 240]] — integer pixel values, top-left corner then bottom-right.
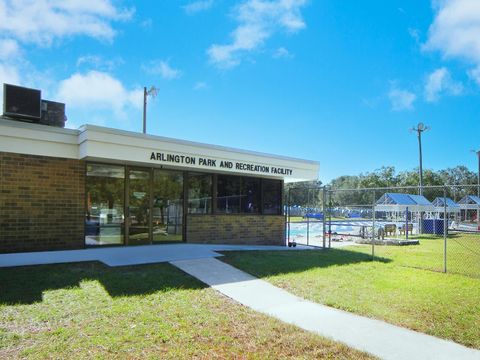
[[410, 122, 430, 196], [143, 86, 158, 134]]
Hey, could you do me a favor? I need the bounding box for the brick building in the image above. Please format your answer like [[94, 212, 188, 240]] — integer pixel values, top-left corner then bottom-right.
[[0, 117, 319, 253]]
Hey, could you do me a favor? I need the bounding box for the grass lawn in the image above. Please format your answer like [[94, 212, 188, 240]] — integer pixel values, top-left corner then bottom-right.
[[363, 233, 480, 278], [221, 246, 480, 349], [0, 262, 373, 359]]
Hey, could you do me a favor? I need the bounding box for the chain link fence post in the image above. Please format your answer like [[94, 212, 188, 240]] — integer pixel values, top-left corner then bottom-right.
[[309, 188, 313, 246], [443, 186, 447, 273], [287, 188, 291, 245], [328, 189, 332, 248], [322, 187, 327, 249], [372, 190, 376, 260]]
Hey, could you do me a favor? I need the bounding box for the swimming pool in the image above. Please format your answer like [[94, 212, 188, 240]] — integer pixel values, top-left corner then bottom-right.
[[288, 220, 419, 240]]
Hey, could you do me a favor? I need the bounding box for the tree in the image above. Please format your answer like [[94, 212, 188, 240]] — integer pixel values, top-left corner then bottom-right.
[[285, 180, 322, 207]]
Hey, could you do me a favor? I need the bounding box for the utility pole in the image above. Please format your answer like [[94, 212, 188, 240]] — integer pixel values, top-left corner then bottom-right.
[[143, 86, 158, 134]]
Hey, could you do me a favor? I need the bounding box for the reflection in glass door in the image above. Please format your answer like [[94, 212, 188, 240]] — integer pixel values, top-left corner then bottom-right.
[[85, 163, 125, 246], [152, 169, 184, 242], [127, 168, 151, 245]]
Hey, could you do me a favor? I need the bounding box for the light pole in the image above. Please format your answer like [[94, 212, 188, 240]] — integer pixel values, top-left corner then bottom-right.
[[143, 86, 158, 134], [411, 123, 429, 196], [411, 122, 429, 234]]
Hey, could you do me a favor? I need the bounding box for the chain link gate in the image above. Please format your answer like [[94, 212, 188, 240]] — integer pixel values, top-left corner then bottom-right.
[[286, 187, 328, 248]]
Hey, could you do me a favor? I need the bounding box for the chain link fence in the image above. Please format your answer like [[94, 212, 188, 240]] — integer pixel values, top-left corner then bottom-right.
[[286, 185, 480, 278]]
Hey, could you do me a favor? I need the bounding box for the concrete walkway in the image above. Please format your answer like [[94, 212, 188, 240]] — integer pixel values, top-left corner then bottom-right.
[[0, 243, 312, 268], [171, 257, 480, 360]]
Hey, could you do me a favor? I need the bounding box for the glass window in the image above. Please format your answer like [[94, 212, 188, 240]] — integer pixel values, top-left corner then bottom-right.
[[217, 175, 241, 214], [216, 175, 260, 214], [85, 163, 125, 246], [242, 177, 260, 213], [262, 179, 282, 215], [187, 173, 212, 214]]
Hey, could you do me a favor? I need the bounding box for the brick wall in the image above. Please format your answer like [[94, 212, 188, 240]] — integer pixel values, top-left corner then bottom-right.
[[186, 214, 285, 246], [0, 152, 85, 253]]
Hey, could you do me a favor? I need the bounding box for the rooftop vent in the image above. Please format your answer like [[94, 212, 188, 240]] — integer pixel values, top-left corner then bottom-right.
[[40, 100, 67, 128]]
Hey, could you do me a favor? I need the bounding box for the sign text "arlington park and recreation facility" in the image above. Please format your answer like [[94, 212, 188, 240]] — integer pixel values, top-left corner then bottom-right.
[[150, 151, 293, 176]]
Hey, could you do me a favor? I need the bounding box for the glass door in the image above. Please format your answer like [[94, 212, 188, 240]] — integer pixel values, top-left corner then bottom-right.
[[152, 169, 184, 242], [127, 168, 151, 245], [85, 163, 125, 246]]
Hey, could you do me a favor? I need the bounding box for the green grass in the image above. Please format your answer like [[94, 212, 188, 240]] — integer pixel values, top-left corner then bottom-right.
[[363, 233, 480, 278], [0, 262, 373, 359], [221, 246, 480, 349]]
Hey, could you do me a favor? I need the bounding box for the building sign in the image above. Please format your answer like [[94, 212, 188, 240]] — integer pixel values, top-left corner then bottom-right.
[[150, 151, 293, 176]]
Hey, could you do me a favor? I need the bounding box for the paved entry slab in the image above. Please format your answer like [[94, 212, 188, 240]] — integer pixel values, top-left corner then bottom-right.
[[0, 243, 312, 268], [171, 257, 480, 360]]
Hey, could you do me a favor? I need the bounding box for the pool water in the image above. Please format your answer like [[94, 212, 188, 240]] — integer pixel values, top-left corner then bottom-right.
[[288, 220, 418, 238]]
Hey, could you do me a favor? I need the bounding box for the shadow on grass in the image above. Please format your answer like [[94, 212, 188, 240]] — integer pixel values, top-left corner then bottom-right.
[[0, 261, 206, 305], [220, 248, 390, 279]]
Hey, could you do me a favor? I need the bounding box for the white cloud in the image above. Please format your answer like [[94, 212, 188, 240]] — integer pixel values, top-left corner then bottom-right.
[[183, 0, 214, 14], [56, 71, 142, 119], [468, 65, 480, 85], [424, 0, 480, 80], [0, 63, 20, 84], [424, 67, 463, 102], [207, 0, 307, 69], [0, 0, 133, 45], [0, 39, 20, 60], [388, 87, 416, 111], [273, 46, 293, 59], [0, 63, 21, 100], [142, 60, 182, 80], [76, 55, 123, 71], [193, 81, 208, 90], [408, 28, 420, 43], [140, 18, 153, 29]]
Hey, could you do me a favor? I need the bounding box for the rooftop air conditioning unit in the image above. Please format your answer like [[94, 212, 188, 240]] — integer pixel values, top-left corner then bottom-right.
[[3, 83, 41, 121]]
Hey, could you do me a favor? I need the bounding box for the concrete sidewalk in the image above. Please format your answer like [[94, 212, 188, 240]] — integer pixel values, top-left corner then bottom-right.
[[0, 243, 313, 268], [171, 257, 480, 360]]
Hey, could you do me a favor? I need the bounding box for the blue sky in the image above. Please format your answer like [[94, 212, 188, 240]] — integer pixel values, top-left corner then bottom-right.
[[1, 0, 480, 183]]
